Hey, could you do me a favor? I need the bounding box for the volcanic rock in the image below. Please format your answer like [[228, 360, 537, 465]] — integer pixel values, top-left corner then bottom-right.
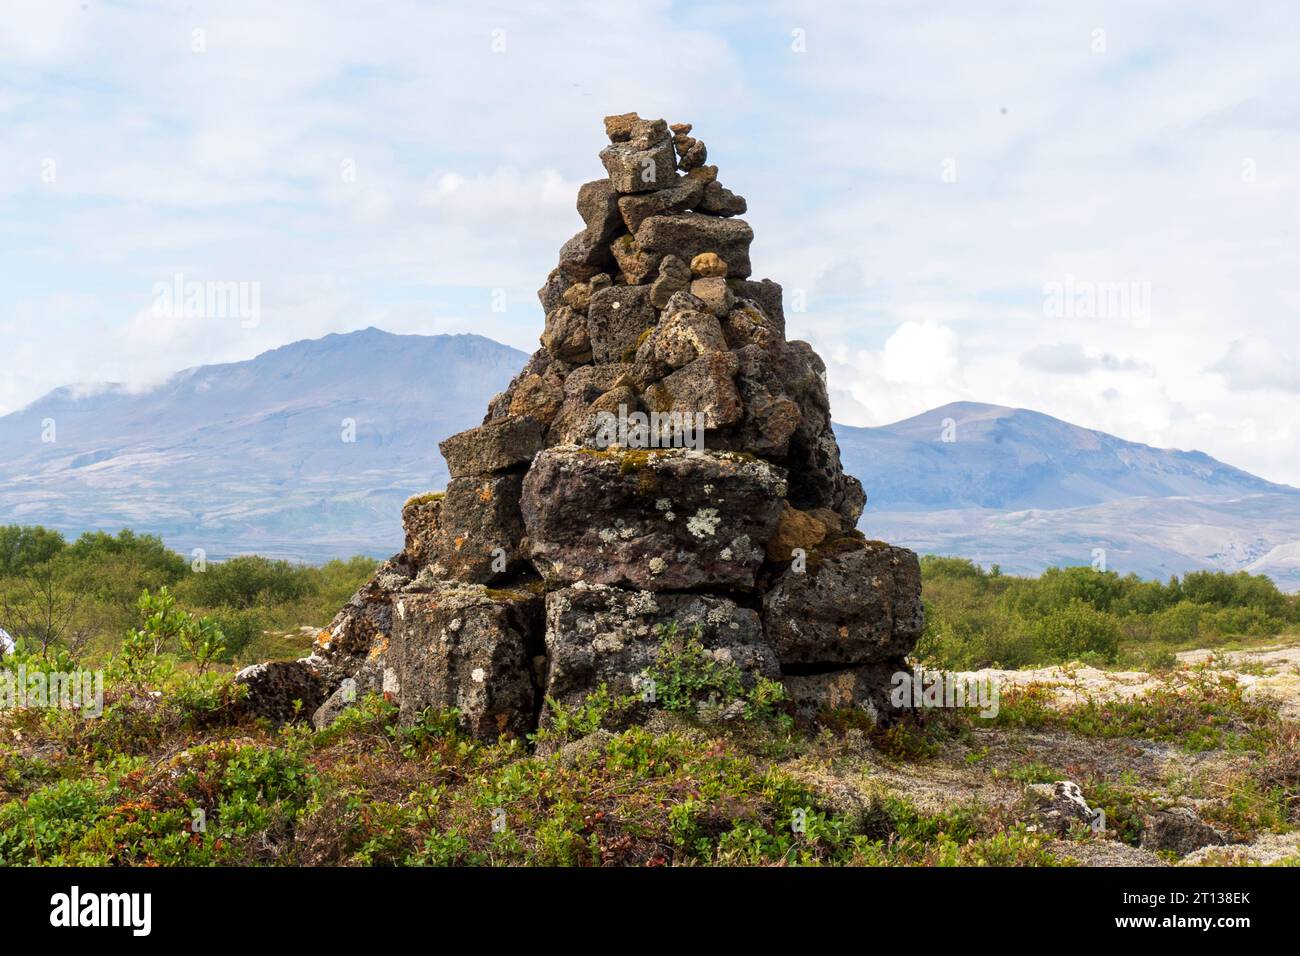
[[541, 584, 778, 718], [521, 447, 786, 591]]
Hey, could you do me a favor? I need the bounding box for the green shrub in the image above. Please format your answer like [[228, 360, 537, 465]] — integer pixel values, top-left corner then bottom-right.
[[178, 555, 314, 610], [0, 778, 111, 864], [0, 525, 66, 576], [1032, 599, 1121, 663], [646, 623, 788, 722]]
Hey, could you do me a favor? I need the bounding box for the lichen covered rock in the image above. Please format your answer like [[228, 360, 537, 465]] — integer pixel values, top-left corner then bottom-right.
[[521, 447, 786, 591], [762, 537, 923, 665], [541, 583, 778, 718]]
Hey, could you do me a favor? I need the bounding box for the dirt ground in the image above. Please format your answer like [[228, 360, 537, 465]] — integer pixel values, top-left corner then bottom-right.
[[775, 640, 1300, 866]]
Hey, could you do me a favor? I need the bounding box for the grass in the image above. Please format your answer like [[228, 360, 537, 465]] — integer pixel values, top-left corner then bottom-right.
[[988, 669, 1280, 753], [4, 653, 1296, 865], [0, 674, 1072, 867]]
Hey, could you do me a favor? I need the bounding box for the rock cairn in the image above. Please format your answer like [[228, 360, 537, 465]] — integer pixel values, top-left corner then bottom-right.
[[237, 113, 924, 739]]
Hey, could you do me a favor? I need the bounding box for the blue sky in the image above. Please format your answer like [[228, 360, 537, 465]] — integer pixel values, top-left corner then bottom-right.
[[2, 0, 1298, 483]]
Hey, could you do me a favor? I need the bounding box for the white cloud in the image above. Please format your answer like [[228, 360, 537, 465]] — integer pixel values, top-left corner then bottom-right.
[[1210, 337, 1300, 393], [2, 0, 1299, 488]]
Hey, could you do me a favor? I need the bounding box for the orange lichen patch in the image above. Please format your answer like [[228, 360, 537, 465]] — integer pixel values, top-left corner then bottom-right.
[[312, 628, 333, 649], [477, 485, 494, 503], [367, 635, 390, 660], [454, 535, 467, 550]]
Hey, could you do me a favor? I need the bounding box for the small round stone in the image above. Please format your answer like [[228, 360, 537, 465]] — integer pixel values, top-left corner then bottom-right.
[[690, 252, 727, 277]]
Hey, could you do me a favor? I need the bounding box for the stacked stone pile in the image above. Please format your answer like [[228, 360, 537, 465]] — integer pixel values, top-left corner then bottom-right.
[[237, 113, 924, 738]]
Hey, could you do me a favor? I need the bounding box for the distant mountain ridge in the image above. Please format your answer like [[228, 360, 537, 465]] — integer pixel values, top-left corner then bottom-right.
[[835, 402, 1300, 590], [0, 329, 526, 561], [3, 329, 1298, 589], [834, 401, 1296, 512]]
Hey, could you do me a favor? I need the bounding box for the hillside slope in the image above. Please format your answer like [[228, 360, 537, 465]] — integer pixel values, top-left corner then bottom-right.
[[0, 329, 526, 560]]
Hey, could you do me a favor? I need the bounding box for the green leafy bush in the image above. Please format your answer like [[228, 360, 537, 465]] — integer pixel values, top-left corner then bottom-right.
[[917, 559, 1294, 670], [647, 623, 787, 722]]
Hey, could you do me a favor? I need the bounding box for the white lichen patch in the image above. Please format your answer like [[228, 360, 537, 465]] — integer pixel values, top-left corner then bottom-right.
[[628, 590, 660, 616], [593, 634, 624, 653], [471, 667, 486, 683], [648, 556, 667, 576], [687, 507, 722, 539], [655, 498, 673, 511], [598, 527, 619, 544]]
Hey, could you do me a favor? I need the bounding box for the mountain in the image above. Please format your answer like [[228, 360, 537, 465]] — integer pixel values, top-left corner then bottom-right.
[[836, 402, 1300, 589], [0, 329, 526, 561], [834, 401, 1294, 512], [4, 334, 1298, 589]]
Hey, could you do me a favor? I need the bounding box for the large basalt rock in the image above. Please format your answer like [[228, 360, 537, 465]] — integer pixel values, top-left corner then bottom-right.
[[730, 344, 803, 455], [762, 537, 923, 665], [699, 179, 747, 217], [234, 659, 329, 723], [634, 213, 754, 278], [541, 306, 593, 364], [576, 180, 623, 244], [541, 583, 778, 719], [736, 278, 786, 338], [312, 558, 412, 672], [402, 494, 444, 568], [652, 309, 728, 370], [557, 180, 625, 280], [586, 284, 657, 364], [765, 501, 828, 561], [425, 473, 527, 583], [537, 267, 573, 314], [609, 234, 659, 285], [780, 660, 906, 726], [439, 416, 545, 478], [559, 228, 618, 281], [642, 351, 744, 430], [648, 255, 692, 308], [618, 176, 705, 233], [521, 447, 787, 591], [508, 374, 564, 424], [599, 139, 677, 194], [379, 582, 544, 740]]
